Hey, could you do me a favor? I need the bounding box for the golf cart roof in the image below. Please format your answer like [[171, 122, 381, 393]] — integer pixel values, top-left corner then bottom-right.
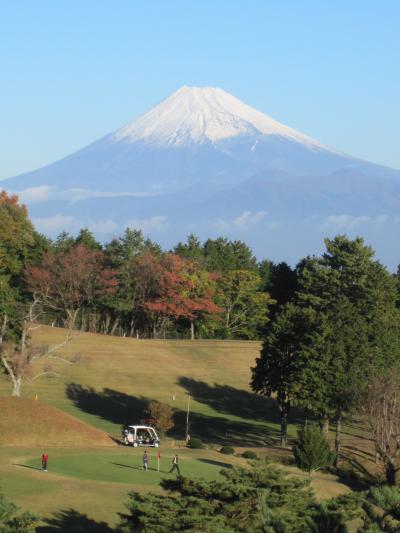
[[127, 425, 156, 430]]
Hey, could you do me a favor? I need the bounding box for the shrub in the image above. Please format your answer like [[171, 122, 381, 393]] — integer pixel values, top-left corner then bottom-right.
[[220, 446, 235, 455], [293, 423, 336, 477], [0, 492, 38, 532], [188, 437, 203, 449], [143, 400, 174, 434], [242, 450, 258, 459]]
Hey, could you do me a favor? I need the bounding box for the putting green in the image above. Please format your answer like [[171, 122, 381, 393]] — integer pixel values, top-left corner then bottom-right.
[[26, 450, 230, 485]]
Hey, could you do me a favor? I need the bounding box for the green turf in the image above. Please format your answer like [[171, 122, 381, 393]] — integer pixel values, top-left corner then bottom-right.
[[25, 450, 228, 484], [0, 446, 245, 529]]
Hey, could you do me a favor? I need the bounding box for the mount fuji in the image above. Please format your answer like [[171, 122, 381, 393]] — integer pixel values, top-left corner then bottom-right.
[[3, 86, 400, 268]]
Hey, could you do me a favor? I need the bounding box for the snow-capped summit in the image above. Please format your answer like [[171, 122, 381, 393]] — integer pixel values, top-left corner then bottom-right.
[[112, 85, 326, 148]]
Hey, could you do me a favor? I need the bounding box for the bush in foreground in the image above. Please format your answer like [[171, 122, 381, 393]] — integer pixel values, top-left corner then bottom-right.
[[188, 437, 203, 449], [120, 462, 362, 532], [0, 492, 38, 532], [220, 446, 235, 455], [361, 485, 400, 531]]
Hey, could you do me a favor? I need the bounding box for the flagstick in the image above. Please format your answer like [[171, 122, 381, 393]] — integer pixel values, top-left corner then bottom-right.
[[186, 393, 191, 444]]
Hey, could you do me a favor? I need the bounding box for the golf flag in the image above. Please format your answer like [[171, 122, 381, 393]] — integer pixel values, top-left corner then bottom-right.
[[157, 451, 161, 472]]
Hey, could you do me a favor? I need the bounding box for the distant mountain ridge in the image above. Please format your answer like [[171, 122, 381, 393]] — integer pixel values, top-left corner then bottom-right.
[[2, 86, 400, 269]]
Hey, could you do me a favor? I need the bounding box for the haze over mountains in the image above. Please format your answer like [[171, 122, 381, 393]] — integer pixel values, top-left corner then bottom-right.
[[3, 86, 400, 268]]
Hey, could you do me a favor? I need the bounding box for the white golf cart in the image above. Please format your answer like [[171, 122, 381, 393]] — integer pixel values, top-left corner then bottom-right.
[[122, 425, 160, 447]]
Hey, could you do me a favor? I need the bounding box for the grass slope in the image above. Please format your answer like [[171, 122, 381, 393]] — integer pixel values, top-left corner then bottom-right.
[[0, 397, 112, 447], [0, 327, 362, 530], [0, 326, 286, 445]]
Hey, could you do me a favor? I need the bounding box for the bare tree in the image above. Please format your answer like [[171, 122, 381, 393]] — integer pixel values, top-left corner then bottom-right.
[[359, 371, 400, 485], [0, 298, 73, 397]]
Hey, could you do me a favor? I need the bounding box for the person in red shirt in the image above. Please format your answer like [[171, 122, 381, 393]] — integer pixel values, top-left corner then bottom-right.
[[41, 453, 48, 471]]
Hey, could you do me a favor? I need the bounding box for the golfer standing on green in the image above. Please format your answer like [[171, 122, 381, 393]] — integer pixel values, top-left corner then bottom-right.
[[169, 454, 180, 475], [143, 450, 149, 471]]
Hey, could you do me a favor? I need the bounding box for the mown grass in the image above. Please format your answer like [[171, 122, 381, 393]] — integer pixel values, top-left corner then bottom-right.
[[0, 327, 370, 530], [0, 445, 352, 530], [0, 446, 246, 529], [0, 326, 292, 445], [25, 449, 230, 484]]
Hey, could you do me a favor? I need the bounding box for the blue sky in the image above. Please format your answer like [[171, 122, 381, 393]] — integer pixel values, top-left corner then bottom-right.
[[1, 1, 399, 180]]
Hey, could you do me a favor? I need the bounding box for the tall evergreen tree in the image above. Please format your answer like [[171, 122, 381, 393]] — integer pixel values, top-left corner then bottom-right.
[[251, 303, 311, 446], [74, 228, 102, 250], [202, 237, 257, 273], [174, 234, 204, 263], [295, 236, 400, 447]]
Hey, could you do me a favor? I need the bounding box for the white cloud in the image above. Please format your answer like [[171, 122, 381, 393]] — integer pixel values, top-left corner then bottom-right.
[[233, 210, 267, 230], [320, 214, 391, 231], [13, 185, 155, 204], [32, 213, 81, 233], [126, 215, 168, 233], [30, 208, 168, 238], [89, 219, 119, 234], [66, 189, 156, 202], [18, 185, 54, 203], [211, 210, 279, 234], [32, 214, 122, 237]]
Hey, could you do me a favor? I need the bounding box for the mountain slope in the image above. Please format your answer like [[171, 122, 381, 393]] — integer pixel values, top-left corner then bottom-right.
[[2, 86, 400, 268], [2, 86, 355, 194]]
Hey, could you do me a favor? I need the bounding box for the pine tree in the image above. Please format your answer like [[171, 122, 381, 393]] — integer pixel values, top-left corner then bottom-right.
[[293, 424, 336, 478], [295, 236, 400, 452], [251, 303, 311, 446]]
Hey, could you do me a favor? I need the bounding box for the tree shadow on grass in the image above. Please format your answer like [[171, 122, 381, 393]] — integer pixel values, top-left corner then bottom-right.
[[333, 454, 377, 491], [175, 377, 304, 445], [178, 377, 277, 422], [170, 409, 279, 446], [198, 458, 233, 469], [65, 383, 279, 446], [37, 509, 115, 532], [66, 383, 149, 427]]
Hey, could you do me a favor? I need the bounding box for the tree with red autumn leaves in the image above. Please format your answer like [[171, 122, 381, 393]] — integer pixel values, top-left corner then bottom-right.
[[144, 254, 221, 340], [26, 245, 118, 331], [1, 243, 118, 396]]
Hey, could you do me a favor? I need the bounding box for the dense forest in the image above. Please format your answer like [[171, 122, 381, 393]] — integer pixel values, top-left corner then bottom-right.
[[0, 190, 292, 341]]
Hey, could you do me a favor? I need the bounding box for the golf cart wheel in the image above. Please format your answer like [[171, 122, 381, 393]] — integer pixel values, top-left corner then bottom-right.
[[154, 442, 159, 448], [133, 442, 138, 448]]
